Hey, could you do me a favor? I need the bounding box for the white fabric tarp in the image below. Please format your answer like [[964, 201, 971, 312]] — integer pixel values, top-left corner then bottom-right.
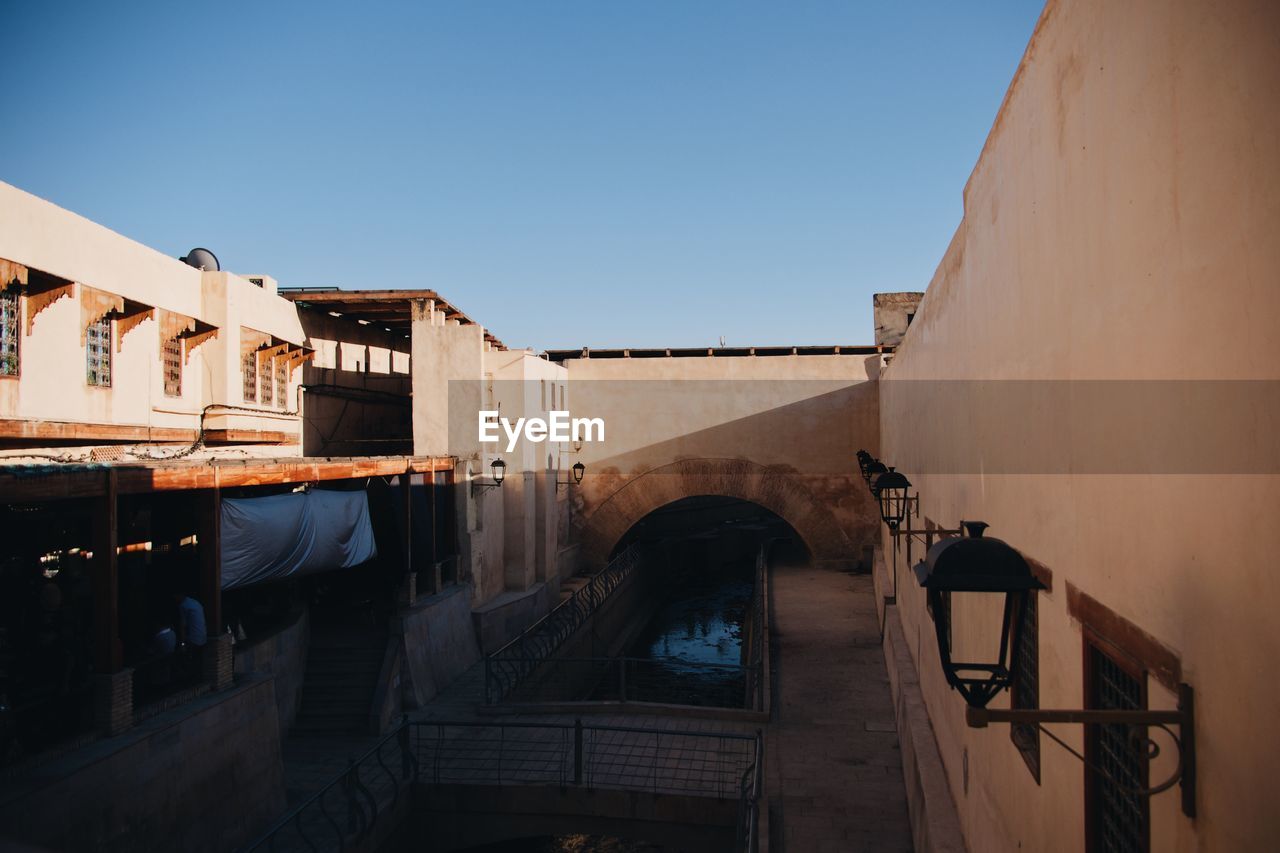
[[220, 489, 378, 590]]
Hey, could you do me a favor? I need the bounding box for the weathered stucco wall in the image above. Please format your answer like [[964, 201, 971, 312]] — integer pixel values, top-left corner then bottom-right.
[[233, 607, 310, 739], [399, 584, 483, 705], [0, 677, 286, 853], [879, 1, 1280, 851], [563, 354, 880, 568], [0, 181, 307, 449]]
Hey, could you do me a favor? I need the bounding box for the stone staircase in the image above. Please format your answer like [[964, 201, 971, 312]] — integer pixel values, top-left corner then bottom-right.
[[293, 625, 387, 735]]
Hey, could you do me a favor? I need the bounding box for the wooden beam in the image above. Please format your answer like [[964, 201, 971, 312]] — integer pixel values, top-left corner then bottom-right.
[[92, 470, 121, 673], [0, 418, 194, 443], [201, 429, 300, 445], [281, 289, 442, 303], [1067, 582, 1181, 691], [401, 473, 413, 579], [0, 455, 457, 501]]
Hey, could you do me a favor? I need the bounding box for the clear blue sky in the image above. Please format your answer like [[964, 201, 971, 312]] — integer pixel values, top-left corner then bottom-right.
[[2, 1, 1042, 351]]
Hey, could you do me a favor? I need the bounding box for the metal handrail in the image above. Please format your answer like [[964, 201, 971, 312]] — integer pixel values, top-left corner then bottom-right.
[[736, 729, 765, 853], [242, 716, 763, 853], [486, 545, 643, 703], [411, 718, 761, 803]]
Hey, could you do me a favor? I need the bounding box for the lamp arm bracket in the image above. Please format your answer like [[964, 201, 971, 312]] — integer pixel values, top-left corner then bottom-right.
[[892, 527, 963, 540], [965, 682, 1196, 817], [1032, 720, 1185, 799]]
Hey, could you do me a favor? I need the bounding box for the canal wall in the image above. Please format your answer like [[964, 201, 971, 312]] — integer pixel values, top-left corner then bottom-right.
[[0, 676, 286, 853], [232, 605, 310, 740], [508, 554, 660, 703]]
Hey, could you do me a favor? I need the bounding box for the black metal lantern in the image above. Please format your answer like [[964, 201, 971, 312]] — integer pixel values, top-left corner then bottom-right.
[[913, 521, 1044, 708], [863, 459, 887, 487], [571, 461, 585, 484], [874, 469, 911, 530], [490, 458, 506, 485]]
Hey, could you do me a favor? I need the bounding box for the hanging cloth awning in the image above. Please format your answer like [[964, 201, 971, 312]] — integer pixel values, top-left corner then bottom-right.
[[220, 489, 379, 590]]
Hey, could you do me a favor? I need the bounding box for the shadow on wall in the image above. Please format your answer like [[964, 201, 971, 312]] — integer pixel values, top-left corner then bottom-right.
[[572, 381, 881, 570]]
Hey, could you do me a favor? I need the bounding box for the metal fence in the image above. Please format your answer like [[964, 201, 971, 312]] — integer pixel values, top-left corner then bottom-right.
[[411, 718, 762, 802], [239, 718, 763, 853], [486, 545, 643, 704], [488, 540, 771, 712]]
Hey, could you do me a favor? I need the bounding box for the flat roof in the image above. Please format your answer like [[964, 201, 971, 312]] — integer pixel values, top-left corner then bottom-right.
[[543, 344, 888, 363], [279, 288, 506, 350]]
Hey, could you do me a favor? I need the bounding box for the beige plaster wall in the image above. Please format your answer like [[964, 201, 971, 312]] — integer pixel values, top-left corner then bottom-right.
[[409, 302, 517, 605], [488, 350, 571, 590], [878, 1, 1280, 851], [562, 353, 881, 567], [0, 182, 306, 450]]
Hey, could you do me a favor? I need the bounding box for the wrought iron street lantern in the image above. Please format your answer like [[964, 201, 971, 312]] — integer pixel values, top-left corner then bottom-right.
[[558, 460, 586, 489], [857, 449, 873, 479], [472, 458, 506, 495], [913, 521, 1044, 708], [874, 469, 912, 530], [914, 520, 1197, 816]]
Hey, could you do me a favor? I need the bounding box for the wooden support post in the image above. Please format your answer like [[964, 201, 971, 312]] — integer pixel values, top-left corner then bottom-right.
[[400, 474, 416, 604], [198, 487, 221, 635], [402, 474, 413, 576], [92, 470, 121, 673]]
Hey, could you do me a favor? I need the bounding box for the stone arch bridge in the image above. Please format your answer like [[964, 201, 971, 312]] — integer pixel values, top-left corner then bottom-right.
[[552, 349, 885, 571]]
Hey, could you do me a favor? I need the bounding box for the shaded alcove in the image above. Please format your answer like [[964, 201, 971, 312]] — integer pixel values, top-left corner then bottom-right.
[[609, 494, 810, 567]]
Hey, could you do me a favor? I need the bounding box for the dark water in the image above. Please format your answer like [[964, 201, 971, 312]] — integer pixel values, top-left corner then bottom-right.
[[632, 561, 753, 666], [610, 557, 756, 707]]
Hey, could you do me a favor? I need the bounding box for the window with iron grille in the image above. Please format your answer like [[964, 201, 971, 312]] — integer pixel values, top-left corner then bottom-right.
[[0, 288, 18, 376], [258, 352, 273, 406], [1086, 642, 1149, 853], [163, 337, 183, 397], [242, 350, 257, 403], [86, 317, 112, 386], [1010, 593, 1041, 782], [274, 354, 288, 409]]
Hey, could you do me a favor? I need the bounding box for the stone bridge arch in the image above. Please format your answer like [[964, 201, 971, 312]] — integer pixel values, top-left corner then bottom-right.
[[577, 458, 859, 570]]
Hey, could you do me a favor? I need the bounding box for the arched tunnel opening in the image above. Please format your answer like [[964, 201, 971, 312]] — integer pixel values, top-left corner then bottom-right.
[[608, 494, 811, 565], [592, 496, 807, 708]]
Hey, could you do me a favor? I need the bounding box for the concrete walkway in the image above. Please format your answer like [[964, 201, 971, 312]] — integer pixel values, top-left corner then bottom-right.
[[767, 562, 913, 853]]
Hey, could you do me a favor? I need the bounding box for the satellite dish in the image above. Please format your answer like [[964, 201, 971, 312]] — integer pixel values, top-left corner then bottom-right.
[[180, 248, 220, 272]]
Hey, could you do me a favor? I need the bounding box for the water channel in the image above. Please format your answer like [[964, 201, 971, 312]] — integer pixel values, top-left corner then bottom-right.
[[463, 499, 795, 853]]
